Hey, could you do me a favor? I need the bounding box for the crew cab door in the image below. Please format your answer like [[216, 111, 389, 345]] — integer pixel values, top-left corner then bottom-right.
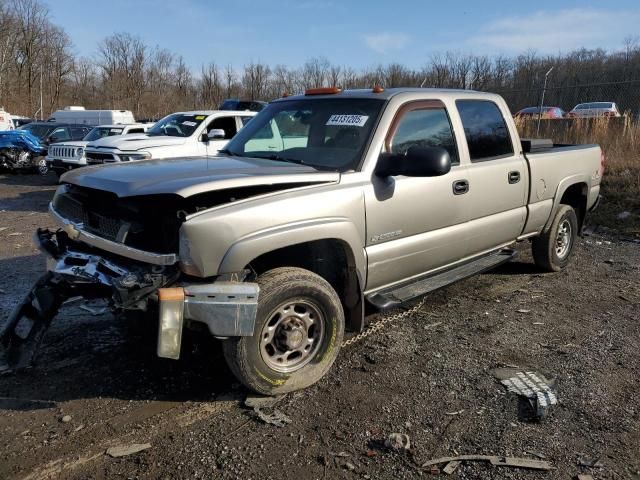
[[364, 101, 471, 292], [203, 115, 239, 156], [455, 99, 528, 255]]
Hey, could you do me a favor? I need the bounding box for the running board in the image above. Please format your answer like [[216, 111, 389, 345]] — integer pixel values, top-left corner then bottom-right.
[[367, 249, 517, 310]]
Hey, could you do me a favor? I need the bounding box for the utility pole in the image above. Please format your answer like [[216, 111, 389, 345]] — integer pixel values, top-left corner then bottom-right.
[[40, 66, 43, 120], [537, 66, 554, 136]]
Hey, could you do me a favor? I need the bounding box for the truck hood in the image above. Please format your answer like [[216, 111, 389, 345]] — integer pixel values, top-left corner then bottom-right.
[[86, 134, 187, 151], [60, 156, 340, 198]]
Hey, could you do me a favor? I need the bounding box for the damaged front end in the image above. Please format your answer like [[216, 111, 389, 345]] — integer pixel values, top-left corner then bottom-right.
[[0, 229, 179, 373], [1, 225, 260, 374]]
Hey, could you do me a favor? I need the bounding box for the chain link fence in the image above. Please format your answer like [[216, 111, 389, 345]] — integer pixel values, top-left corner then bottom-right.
[[491, 79, 640, 119]]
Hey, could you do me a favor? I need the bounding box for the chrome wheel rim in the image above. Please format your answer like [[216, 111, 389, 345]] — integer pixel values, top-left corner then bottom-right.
[[555, 219, 572, 259], [260, 299, 325, 373], [37, 158, 48, 175]]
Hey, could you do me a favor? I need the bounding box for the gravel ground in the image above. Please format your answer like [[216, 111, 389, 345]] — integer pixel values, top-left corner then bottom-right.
[[0, 173, 639, 480]]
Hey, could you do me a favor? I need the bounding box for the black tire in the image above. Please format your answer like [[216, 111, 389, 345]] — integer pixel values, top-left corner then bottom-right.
[[222, 267, 344, 395], [532, 205, 578, 272]]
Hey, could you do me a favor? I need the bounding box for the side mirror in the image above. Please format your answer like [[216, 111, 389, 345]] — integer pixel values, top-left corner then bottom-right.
[[375, 146, 452, 177], [207, 128, 226, 140]]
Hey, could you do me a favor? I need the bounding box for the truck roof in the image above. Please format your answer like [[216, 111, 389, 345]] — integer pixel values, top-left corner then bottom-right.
[[174, 110, 258, 116], [275, 87, 492, 102]]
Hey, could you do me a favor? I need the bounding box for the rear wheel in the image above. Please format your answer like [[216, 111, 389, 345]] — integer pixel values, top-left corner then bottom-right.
[[222, 267, 344, 395], [532, 205, 578, 272]]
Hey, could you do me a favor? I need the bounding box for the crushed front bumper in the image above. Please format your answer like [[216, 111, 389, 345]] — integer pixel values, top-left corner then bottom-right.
[[0, 229, 259, 373]]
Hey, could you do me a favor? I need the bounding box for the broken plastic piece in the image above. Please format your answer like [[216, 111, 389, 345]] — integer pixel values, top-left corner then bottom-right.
[[422, 455, 553, 471]]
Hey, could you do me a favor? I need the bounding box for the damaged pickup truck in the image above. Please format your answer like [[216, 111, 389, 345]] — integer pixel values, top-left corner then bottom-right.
[[0, 87, 603, 395]]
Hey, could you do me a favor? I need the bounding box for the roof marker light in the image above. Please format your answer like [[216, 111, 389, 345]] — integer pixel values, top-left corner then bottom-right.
[[305, 87, 342, 95], [372, 86, 385, 93]]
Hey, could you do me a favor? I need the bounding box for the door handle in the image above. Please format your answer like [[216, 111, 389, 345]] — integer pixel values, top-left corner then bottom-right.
[[452, 179, 469, 195], [508, 171, 521, 184]]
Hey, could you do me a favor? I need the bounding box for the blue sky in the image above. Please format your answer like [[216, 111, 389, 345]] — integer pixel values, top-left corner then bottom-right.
[[45, 0, 640, 70]]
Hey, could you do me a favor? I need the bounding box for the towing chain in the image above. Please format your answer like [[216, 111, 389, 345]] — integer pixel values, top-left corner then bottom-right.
[[341, 296, 429, 347]]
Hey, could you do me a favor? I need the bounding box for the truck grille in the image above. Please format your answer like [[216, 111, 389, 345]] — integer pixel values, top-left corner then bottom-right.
[[86, 152, 115, 164], [49, 146, 78, 159], [53, 192, 124, 241], [51, 186, 182, 254]]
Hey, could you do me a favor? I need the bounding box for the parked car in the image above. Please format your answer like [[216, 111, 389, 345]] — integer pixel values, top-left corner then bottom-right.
[[3, 88, 603, 395], [514, 106, 565, 119], [46, 123, 151, 177], [47, 106, 136, 126], [567, 102, 621, 118], [0, 122, 91, 173], [220, 99, 267, 112], [83, 110, 256, 165]]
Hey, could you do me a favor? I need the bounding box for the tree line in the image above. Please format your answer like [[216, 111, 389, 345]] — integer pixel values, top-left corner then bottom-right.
[[1, 0, 639, 120]]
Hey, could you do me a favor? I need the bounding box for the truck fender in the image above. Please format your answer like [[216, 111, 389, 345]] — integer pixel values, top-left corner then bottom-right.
[[543, 174, 590, 232], [218, 218, 367, 288]]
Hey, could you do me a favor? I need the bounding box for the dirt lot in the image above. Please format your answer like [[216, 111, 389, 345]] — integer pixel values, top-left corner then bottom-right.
[[0, 173, 639, 480]]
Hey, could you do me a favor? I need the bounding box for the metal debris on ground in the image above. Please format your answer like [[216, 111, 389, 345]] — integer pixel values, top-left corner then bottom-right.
[[492, 367, 557, 420], [244, 394, 284, 409], [253, 408, 291, 427], [442, 460, 461, 474], [384, 433, 410, 451], [106, 443, 152, 458], [421, 455, 553, 471]]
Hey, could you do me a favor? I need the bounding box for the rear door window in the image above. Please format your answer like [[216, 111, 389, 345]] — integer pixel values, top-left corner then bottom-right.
[[456, 100, 513, 161]]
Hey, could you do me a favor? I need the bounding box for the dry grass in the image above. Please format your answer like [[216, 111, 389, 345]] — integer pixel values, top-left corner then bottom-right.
[[515, 116, 640, 237]]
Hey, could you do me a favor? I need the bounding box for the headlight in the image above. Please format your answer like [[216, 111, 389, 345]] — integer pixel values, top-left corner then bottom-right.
[[75, 147, 84, 158], [119, 152, 151, 162]]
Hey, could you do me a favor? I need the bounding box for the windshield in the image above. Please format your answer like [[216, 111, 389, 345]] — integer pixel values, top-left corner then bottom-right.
[[18, 123, 54, 139], [147, 113, 207, 137], [223, 98, 385, 172], [83, 127, 124, 142]]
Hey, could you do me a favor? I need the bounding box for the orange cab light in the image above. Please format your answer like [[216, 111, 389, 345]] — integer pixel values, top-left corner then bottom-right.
[[282, 92, 290, 97], [372, 85, 385, 93], [305, 86, 342, 95]]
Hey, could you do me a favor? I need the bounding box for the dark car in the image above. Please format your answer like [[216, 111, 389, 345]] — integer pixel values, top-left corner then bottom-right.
[[18, 122, 92, 145], [514, 106, 565, 119], [219, 99, 267, 112]]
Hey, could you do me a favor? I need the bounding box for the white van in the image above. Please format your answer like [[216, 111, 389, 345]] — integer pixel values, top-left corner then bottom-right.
[[0, 108, 14, 131], [48, 107, 136, 126]]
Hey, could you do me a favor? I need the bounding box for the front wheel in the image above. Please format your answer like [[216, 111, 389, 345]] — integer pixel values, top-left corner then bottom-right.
[[532, 205, 578, 272], [222, 267, 344, 395]]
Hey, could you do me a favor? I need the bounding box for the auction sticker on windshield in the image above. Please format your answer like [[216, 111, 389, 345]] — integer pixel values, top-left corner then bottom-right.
[[326, 115, 369, 127]]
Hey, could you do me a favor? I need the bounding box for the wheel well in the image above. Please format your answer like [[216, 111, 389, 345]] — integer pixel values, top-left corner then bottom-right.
[[246, 239, 364, 332], [559, 183, 588, 231]]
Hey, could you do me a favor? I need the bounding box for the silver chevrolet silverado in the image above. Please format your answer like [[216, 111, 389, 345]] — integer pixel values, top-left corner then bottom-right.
[[1, 87, 603, 394]]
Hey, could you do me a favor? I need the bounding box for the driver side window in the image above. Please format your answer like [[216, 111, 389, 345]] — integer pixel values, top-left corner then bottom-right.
[[389, 107, 459, 164]]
